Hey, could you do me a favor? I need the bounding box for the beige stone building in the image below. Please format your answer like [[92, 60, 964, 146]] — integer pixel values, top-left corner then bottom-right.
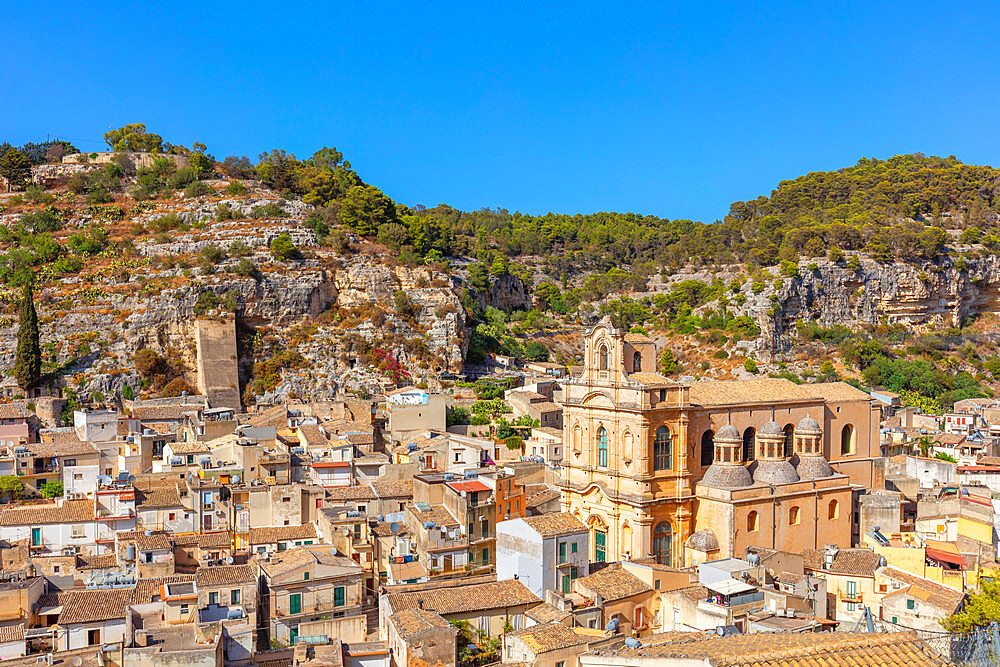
[[558, 320, 880, 567]]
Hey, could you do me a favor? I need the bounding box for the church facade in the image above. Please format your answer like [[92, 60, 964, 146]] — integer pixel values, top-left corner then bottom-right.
[[557, 320, 880, 567]]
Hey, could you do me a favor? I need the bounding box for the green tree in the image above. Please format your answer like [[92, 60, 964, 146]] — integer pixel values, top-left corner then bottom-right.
[[941, 577, 1000, 632], [0, 475, 23, 500], [14, 281, 41, 390], [103, 123, 163, 152], [40, 479, 63, 498], [744, 358, 758, 374], [339, 185, 398, 236], [523, 342, 550, 362], [270, 233, 302, 261], [0, 147, 31, 190], [659, 348, 680, 375]]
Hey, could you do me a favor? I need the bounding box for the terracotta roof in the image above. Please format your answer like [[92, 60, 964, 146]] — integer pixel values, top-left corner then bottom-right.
[[245, 404, 287, 428], [298, 424, 328, 446], [689, 378, 817, 406], [77, 552, 118, 570], [525, 602, 572, 624], [172, 532, 231, 548], [195, 563, 257, 587], [58, 588, 133, 624], [576, 565, 652, 602], [624, 333, 653, 344], [371, 479, 413, 499], [168, 440, 211, 454], [133, 575, 195, 604], [259, 546, 360, 578], [802, 548, 881, 576], [799, 381, 873, 403], [595, 630, 949, 667], [0, 499, 94, 526], [386, 579, 539, 615], [880, 567, 965, 614], [135, 533, 171, 551], [389, 559, 429, 581], [628, 372, 674, 386], [411, 505, 460, 529], [520, 512, 587, 538], [0, 624, 24, 643], [389, 607, 452, 640], [0, 403, 27, 420], [325, 485, 376, 502], [249, 522, 318, 545], [133, 405, 196, 420], [509, 623, 602, 654], [135, 481, 183, 509], [371, 521, 408, 538], [28, 438, 98, 457], [524, 486, 560, 509]]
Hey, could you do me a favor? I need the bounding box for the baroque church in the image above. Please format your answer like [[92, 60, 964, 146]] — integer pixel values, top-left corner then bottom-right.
[[557, 319, 881, 568]]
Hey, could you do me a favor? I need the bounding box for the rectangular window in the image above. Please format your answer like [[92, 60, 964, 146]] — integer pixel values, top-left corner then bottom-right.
[[483, 548, 489, 564], [570, 566, 578, 579], [571, 543, 578, 554], [209, 592, 219, 605], [595, 531, 606, 563], [907, 599, 915, 610], [559, 542, 567, 563], [231, 589, 241, 605], [73, 473, 83, 481], [289, 593, 301, 614], [304, 571, 310, 581], [65, 459, 76, 467], [181, 604, 189, 614], [334, 586, 345, 607], [71, 524, 85, 538], [354, 524, 362, 540], [561, 574, 570, 594], [88, 629, 101, 645], [169, 512, 176, 521]]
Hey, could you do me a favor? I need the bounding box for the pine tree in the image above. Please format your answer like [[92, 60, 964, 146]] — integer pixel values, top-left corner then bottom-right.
[[14, 281, 41, 390]]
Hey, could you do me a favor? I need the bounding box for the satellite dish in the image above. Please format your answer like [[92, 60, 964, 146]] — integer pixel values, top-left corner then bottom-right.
[[127, 475, 136, 484], [342, 528, 351, 537], [226, 556, 234, 564], [389, 522, 400, 534], [74, 657, 83, 666]]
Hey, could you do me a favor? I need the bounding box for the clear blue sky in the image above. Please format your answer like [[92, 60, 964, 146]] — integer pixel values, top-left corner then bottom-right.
[[3, 2, 998, 222]]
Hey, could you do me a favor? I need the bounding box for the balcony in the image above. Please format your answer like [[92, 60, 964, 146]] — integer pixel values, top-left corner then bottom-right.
[[838, 589, 863, 603]]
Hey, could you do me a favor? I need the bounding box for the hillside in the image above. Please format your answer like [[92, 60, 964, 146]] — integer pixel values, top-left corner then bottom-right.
[[2, 128, 1000, 414]]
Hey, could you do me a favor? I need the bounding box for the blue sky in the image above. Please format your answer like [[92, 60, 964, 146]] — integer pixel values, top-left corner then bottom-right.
[[3, 2, 998, 222]]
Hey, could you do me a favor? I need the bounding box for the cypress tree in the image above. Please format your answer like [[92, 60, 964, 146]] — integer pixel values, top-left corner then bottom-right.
[[14, 281, 41, 390]]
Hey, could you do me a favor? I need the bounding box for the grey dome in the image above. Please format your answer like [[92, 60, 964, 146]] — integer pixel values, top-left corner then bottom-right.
[[686, 529, 719, 552], [715, 425, 741, 442], [753, 460, 800, 485], [797, 416, 821, 433], [701, 463, 753, 489], [758, 420, 783, 437], [796, 455, 834, 478]]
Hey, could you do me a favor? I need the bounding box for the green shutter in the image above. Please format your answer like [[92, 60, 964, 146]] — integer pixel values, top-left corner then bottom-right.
[[289, 593, 301, 614], [559, 542, 567, 563], [561, 575, 570, 594], [595, 531, 606, 563], [334, 586, 345, 607]]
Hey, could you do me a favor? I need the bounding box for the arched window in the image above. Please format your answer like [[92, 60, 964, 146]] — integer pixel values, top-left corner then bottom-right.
[[622, 430, 634, 461], [654, 427, 672, 470], [783, 424, 794, 458], [652, 522, 672, 566], [701, 430, 715, 467], [743, 427, 756, 463], [573, 424, 582, 453], [841, 424, 855, 455], [632, 351, 642, 372], [598, 345, 609, 371], [597, 426, 608, 467], [828, 499, 839, 520], [789, 506, 800, 525], [747, 510, 759, 532], [621, 523, 633, 558]]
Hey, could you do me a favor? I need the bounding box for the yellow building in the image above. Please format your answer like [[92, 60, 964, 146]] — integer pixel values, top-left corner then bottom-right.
[[558, 320, 880, 566]]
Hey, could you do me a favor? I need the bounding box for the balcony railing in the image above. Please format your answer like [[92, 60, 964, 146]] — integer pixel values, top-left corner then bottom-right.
[[838, 590, 863, 603]]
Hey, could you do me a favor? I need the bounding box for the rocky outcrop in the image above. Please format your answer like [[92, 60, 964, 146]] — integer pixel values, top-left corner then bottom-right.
[[475, 273, 532, 312]]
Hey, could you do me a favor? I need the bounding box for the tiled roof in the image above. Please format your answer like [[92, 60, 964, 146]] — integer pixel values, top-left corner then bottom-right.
[[525, 602, 572, 625], [172, 532, 231, 548], [133, 405, 195, 420], [259, 546, 360, 578], [0, 624, 24, 643], [628, 372, 674, 386], [77, 552, 118, 570], [802, 548, 881, 576], [244, 404, 287, 428], [371, 521, 408, 538], [389, 607, 452, 639], [411, 505, 460, 529], [133, 575, 195, 603], [508, 623, 600, 654], [0, 403, 27, 420], [520, 512, 587, 537], [196, 563, 257, 587], [524, 486, 560, 509], [0, 499, 94, 526], [28, 438, 98, 457], [168, 440, 211, 454], [299, 424, 328, 446], [624, 333, 653, 344], [576, 565, 652, 602], [800, 381, 873, 403], [689, 378, 817, 406], [594, 630, 949, 667], [249, 523, 318, 545], [325, 485, 376, 501], [880, 567, 965, 614], [135, 533, 171, 551], [371, 479, 413, 499], [386, 579, 540, 615], [59, 588, 133, 624], [135, 481, 183, 509]]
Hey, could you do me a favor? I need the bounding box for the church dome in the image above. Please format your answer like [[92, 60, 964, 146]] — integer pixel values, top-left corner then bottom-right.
[[685, 529, 719, 552], [797, 416, 821, 433], [715, 424, 741, 443], [701, 463, 753, 489], [753, 459, 800, 485], [758, 420, 783, 437], [795, 455, 835, 478]]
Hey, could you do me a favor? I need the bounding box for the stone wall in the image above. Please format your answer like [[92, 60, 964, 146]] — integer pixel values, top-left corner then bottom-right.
[[195, 318, 241, 411]]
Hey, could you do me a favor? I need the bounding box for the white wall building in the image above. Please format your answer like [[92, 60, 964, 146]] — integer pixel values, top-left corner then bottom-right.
[[497, 512, 589, 599]]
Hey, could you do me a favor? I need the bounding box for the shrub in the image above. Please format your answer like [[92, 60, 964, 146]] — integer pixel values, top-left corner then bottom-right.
[[225, 181, 248, 195], [234, 258, 259, 278], [828, 247, 845, 263], [167, 166, 198, 189], [251, 203, 284, 219], [185, 180, 212, 198], [228, 240, 251, 257], [215, 203, 238, 221], [744, 358, 758, 373], [270, 233, 301, 261]]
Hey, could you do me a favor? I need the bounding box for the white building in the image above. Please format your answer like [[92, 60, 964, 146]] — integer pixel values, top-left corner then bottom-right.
[[496, 512, 589, 598], [0, 499, 100, 555], [74, 409, 120, 444]]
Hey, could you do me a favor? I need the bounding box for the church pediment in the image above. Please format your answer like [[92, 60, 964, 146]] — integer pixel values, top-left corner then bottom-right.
[[581, 392, 616, 409]]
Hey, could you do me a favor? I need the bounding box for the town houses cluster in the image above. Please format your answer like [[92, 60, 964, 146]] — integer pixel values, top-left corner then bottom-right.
[[0, 320, 992, 666]]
